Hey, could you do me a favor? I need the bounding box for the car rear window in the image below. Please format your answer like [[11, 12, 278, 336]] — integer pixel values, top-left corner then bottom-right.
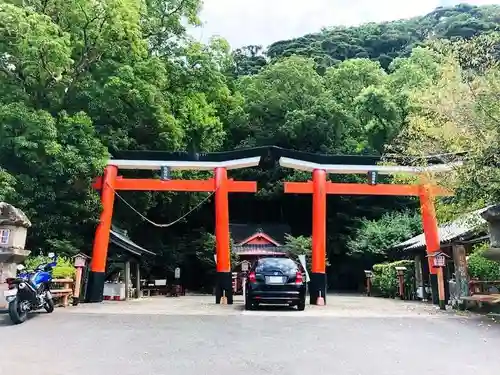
[[255, 258, 298, 273]]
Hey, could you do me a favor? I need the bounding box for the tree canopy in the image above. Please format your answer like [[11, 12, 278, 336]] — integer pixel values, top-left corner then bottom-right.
[[347, 211, 422, 257]]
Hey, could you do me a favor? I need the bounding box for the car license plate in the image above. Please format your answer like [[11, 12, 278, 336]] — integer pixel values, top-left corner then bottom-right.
[[3, 289, 17, 297], [267, 276, 284, 284]]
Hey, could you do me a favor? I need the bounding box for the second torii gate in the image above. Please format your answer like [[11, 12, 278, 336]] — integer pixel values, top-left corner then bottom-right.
[[280, 156, 456, 308], [88, 152, 259, 304]]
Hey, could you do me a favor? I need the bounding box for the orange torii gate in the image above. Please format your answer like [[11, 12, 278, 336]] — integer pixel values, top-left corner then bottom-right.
[[280, 156, 456, 309], [88, 153, 259, 304]]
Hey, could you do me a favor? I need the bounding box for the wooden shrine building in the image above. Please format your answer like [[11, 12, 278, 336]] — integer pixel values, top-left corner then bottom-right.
[[230, 223, 290, 264], [84, 225, 155, 301]]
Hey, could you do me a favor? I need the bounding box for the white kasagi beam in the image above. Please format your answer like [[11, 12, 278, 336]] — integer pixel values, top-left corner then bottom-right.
[[279, 157, 461, 175], [107, 157, 262, 171]]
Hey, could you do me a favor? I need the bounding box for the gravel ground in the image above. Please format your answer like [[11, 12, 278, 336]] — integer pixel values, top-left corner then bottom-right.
[[0, 294, 499, 375]]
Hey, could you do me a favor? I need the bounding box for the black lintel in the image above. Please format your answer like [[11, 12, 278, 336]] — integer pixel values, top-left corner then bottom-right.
[[110, 146, 462, 167]]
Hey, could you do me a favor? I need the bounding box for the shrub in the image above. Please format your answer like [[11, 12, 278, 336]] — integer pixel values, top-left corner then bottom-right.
[[52, 257, 76, 279], [371, 260, 415, 298], [283, 234, 312, 272], [23, 255, 76, 279], [468, 243, 500, 281]]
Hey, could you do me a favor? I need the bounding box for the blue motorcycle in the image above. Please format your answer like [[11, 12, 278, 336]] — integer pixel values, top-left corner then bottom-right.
[[4, 253, 57, 324]]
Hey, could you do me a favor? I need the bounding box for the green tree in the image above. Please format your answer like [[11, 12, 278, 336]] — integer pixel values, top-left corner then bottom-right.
[[231, 45, 267, 77], [0, 0, 233, 258], [324, 59, 388, 107], [354, 86, 403, 152], [0, 103, 107, 254], [0, 168, 16, 202], [387, 33, 500, 219], [347, 211, 422, 257], [283, 234, 313, 272], [323, 58, 405, 153]]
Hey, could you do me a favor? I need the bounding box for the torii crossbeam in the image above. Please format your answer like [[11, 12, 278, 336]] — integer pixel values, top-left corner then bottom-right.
[[88, 154, 259, 304]]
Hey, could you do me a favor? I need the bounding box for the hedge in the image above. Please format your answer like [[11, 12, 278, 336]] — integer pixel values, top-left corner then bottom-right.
[[468, 243, 500, 281], [371, 260, 415, 299]]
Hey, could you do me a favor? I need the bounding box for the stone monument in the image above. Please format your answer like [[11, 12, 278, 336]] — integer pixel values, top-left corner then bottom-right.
[[0, 202, 32, 307], [480, 204, 500, 262]]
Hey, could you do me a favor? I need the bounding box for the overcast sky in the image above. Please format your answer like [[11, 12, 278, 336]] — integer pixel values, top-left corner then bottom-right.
[[190, 0, 500, 49]]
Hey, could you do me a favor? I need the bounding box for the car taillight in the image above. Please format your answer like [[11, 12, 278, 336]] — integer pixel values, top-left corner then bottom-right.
[[296, 272, 303, 285], [248, 272, 256, 283]]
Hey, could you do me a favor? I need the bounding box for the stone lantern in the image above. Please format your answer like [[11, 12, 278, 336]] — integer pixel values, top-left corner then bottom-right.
[[0, 202, 32, 283], [480, 204, 500, 262]]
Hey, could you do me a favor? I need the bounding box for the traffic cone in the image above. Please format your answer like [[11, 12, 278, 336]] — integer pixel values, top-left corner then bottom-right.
[[220, 290, 228, 305], [316, 291, 325, 306]]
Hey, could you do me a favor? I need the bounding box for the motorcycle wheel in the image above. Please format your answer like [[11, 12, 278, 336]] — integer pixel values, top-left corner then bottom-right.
[[44, 296, 55, 313], [8, 299, 28, 324]]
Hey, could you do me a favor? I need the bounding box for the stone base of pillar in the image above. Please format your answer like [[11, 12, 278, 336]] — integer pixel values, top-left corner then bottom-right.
[[430, 273, 439, 305], [439, 300, 446, 310], [86, 271, 105, 303], [309, 272, 327, 305], [215, 272, 233, 305]]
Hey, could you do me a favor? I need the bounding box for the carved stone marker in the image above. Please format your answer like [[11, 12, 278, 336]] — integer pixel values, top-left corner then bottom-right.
[[480, 204, 500, 262], [452, 244, 469, 309]]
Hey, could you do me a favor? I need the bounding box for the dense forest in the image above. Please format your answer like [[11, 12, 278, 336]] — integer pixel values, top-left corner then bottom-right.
[[248, 3, 500, 71], [1, 1, 500, 290]]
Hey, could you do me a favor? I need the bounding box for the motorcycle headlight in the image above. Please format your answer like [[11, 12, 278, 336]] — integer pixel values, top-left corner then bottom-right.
[[18, 282, 26, 289]]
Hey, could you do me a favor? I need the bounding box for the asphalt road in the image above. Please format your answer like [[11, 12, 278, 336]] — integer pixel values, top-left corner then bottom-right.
[[1, 295, 499, 375]]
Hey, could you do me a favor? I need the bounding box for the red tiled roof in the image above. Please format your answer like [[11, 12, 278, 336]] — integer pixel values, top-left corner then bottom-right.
[[237, 232, 281, 246]]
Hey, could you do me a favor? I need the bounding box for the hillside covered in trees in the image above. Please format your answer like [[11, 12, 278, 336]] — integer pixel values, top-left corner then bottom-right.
[[1, 1, 500, 290], [234, 3, 500, 74]]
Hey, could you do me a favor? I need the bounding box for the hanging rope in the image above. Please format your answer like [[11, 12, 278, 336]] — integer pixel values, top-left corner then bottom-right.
[[105, 181, 215, 228]]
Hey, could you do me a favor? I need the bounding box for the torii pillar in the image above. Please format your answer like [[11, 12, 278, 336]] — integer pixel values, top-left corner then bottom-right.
[[310, 169, 327, 305], [214, 167, 232, 304]]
